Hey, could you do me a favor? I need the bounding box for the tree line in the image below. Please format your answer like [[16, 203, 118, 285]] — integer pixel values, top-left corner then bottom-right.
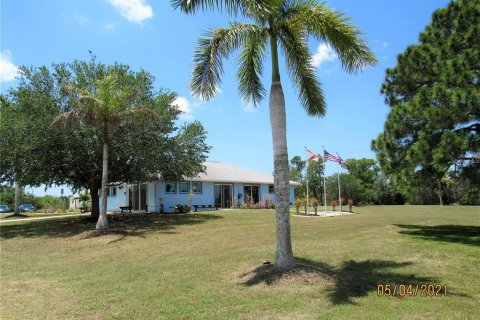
[[0, 186, 69, 212], [290, 155, 479, 206]]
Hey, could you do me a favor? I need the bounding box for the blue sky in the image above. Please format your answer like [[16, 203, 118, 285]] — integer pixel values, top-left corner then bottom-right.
[[1, 0, 450, 196]]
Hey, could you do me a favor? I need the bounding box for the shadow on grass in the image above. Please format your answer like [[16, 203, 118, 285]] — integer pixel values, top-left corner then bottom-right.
[[0, 213, 223, 241], [240, 257, 437, 305], [394, 224, 480, 246]]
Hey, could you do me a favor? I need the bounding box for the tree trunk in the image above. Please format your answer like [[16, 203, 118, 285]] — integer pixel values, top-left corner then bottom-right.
[[96, 142, 109, 230], [270, 81, 295, 270], [437, 180, 443, 206], [90, 186, 100, 219], [14, 181, 21, 216]]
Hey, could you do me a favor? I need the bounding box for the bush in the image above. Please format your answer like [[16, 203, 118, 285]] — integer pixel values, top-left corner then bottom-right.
[[293, 199, 302, 214]]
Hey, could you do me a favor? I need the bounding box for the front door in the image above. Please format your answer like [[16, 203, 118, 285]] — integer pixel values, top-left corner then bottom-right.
[[214, 184, 232, 208]]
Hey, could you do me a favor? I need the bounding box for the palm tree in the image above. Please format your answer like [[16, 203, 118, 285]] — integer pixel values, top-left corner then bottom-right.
[[172, 0, 377, 269], [53, 69, 158, 230]]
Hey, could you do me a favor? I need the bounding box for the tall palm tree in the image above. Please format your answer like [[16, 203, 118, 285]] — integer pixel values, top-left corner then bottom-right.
[[53, 69, 158, 230], [172, 0, 377, 269]]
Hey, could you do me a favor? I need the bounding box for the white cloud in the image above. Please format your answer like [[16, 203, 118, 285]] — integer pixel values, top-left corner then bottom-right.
[[173, 96, 194, 120], [73, 14, 90, 25], [0, 50, 19, 83], [106, 0, 153, 24], [311, 43, 337, 68], [104, 22, 115, 30]]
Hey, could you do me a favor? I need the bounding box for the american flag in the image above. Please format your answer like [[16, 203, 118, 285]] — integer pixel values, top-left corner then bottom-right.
[[306, 148, 319, 162], [324, 150, 343, 164]]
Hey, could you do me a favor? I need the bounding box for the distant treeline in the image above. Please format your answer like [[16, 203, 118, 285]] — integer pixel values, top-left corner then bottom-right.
[[290, 156, 480, 206], [0, 186, 69, 210]]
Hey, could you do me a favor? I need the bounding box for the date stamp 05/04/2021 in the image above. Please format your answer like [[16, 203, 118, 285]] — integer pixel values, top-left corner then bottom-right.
[[377, 284, 448, 297]]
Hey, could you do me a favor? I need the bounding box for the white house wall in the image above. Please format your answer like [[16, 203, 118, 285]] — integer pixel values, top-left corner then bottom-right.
[[106, 186, 127, 212], [105, 181, 296, 212], [147, 183, 155, 212], [155, 181, 216, 212]]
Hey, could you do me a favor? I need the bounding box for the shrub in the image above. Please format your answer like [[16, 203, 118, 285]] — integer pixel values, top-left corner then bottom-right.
[[331, 200, 337, 211], [293, 199, 302, 214], [310, 198, 319, 214]]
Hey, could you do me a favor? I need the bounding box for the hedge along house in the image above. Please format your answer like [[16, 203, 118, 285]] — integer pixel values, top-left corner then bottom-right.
[[105, 161, 300, 213]]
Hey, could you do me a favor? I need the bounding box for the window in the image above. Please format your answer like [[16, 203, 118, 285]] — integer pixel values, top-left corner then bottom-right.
[[192, 182, 202, 194], [179, 182, 190, 194], [165, 182, 177, 193], [106, 186, 117, 197], [244, 185, 259, 203], [269, 185, 274, 193]]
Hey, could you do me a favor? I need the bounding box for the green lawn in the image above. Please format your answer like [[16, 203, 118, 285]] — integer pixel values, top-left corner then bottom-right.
[[1, 206, 478, 319]]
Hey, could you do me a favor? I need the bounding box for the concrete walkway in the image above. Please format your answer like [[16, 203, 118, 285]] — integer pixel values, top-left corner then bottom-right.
[[0, 213, 90, 224], [293, 211, 353, 218]]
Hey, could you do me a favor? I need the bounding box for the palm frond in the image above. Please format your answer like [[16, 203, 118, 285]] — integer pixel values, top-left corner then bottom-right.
[[170, 0, 275, 18], [78, 94, 103, 109], [51, 110, 84, 127], [236, 27, 268, 106], [191, 23, 261, 100], [287, 1, 377, 73], [278, 22, 325, 117]]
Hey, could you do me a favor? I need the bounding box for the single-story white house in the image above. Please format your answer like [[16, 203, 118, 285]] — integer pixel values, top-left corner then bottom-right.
[[105, 161, 300, 213]]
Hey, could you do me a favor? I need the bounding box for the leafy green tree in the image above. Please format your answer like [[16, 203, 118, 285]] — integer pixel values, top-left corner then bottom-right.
[[289, 156, 306, 197], [53, 67, 166, 230], [289, 155, 325, 202], [0, 185, 39, 209], [325, 173, 363, 205], [372, 174, 404, 205], [2, 58, 210, 226], [344, 158, 379, 204], [306, 158, 324, 201], [345, 158, 378, 188], [173, 0, 376, 269], [1, 87, 59, 215], [372, 0, 480, 205]]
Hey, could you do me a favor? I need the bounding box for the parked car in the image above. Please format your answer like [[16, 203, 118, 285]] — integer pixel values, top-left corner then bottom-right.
[[19, 204, 37, 212], [0, 204, 11, 214]]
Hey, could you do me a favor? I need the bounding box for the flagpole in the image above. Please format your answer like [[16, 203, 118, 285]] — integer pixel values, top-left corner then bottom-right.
[[305, 147, 309, 215], [337, 158, 342, 212], [322, 147, 327, 213]]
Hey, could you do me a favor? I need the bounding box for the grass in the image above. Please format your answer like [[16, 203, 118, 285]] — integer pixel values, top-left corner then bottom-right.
[[0, 206, 479, 319]]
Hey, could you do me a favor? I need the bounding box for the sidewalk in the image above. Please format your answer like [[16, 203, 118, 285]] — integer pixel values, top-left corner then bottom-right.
[[0, 213, 90, 224]]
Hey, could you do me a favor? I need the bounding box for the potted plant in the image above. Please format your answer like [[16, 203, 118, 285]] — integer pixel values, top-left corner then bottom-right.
[[331, 200, 337, 212], [310, 198, 319, 215], [293, 199, 302, 214]]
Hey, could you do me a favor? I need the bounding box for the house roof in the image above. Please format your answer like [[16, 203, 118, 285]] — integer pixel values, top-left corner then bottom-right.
[[190, 161, 301, 186]]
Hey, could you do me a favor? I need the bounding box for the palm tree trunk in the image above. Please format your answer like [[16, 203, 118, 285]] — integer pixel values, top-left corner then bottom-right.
[[96, 142, 109, 230], [14, 180, 21, 216], [270, 81, 295, 269]]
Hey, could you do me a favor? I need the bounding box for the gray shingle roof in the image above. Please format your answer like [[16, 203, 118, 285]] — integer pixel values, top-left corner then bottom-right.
[[191, 161, 301, 185]]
